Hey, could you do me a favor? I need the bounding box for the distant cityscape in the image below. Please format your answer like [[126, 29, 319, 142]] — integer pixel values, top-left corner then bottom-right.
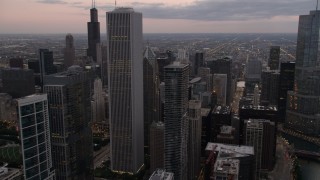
[[0, 2, 320, 180]]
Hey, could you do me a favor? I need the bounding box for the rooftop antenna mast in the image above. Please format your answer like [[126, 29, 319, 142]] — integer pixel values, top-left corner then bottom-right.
[[317, 0, 319, 10], [91, 0, 96, 8], [115, 0, 117, 8]]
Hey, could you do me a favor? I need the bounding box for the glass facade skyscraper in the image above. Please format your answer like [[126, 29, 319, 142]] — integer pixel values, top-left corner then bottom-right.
[[286, 10, 320, 136], [106, 8, 144, 174], [164, 62, 189, 180], [17, 94, 55, 180], [44, 67, 93, 180]]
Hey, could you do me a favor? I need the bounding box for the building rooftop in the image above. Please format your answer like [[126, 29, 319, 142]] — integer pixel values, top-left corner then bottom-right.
[[205, 142, 254, 156], [213, 106, 231, 114], [201, 108, 211, 117], [220, 126, 234, 134], [164, 61, 189, 69], [214, 159, 239, 176], [240, 105, 277, 111], [149, 169, 174, 180]]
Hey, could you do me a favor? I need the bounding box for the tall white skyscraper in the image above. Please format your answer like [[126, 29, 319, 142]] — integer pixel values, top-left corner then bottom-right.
[[92, 78, 106, 122], [17, 94, 55, 180], [164, 62, 189, 180], [106, 7, 144, 173]]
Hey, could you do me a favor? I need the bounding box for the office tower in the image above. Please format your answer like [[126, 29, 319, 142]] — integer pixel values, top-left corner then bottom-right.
[[212, 106, 231, 141], [205, 143, 255, 180], [245, 59, 262, 94], [44, 67, 93, 180], [106, 8, 144, 173], [269, 46, 280, 70], [207, 57, 232, 105], [286, 10, 320, 136], [0, 68, 35, 98], [278, 62, 295, 122], [144, 46, 160, 155], [244, 119, 275, 178], [177, 48, 188, 62], [188, 100, 202, 180], [28, 60, 41, 86], [39, 49, 57, 87], [87, 2, 100, 62], [149, 169, 174, 180], [92, 78, 106, 122], [157, 50, 175, 82], [201, 108, 212, 157], [212, 74, 227, 106], [164, 62, 189, 180], [150, 121, 165, 173], [253, 84, 259, 107], [17, 94, 55, 180], [64, 34, 75, 68], [9, 58, 23, 68], [260, 70, 280, 106], [194, 52, 204, 76]]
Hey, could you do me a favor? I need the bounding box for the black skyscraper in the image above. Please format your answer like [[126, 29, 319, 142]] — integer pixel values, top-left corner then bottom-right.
[[269, 46, 280, 70], [87, 4, 100, 62], [39, 49, 57, 89], [278, 62, 295, 122]]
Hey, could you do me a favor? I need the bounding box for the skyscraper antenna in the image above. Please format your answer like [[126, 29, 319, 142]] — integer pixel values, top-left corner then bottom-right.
[[115, 0, 117, 8], [317, 0, 319, 10], [94, 0, 95, 8]]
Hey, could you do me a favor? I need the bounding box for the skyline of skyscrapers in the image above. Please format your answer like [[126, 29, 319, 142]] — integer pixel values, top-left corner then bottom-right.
[[106, 7, 144, 174], [2, 4, 320, 180]]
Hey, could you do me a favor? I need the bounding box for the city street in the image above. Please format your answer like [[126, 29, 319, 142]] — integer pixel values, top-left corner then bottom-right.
[[94, 144, 110, 169]]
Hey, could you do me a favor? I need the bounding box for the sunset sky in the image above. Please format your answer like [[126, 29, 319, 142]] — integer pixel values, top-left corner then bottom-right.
[[0, 0, 318, 33]]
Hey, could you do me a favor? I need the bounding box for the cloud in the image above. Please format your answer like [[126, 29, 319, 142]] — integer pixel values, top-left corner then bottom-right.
[[132, 0, 315, 21], [36, 0, 68, 4]]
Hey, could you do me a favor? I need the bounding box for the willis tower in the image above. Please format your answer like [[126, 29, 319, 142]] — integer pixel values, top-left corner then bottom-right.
[[87, 0, 100, 62]]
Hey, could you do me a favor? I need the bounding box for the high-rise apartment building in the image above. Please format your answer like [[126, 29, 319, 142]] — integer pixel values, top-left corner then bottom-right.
[[17, 94, 55, 180], [44, 67, 93, 180], [286, 10, 320, 136], [87, 4, 100, 62], [164, 62, 189, 180], [269, 46, 281, 70], [106, 7, 144, 173], [64, 34, 75, 68], [188, 100, 202, 180]]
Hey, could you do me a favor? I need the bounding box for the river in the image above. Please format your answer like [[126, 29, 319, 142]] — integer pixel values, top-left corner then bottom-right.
[[282, 133, 320, 180]]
